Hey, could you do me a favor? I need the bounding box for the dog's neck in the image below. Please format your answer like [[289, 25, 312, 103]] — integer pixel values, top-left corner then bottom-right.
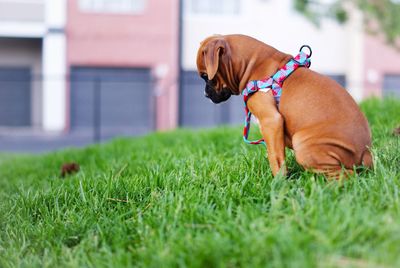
[[236, 47, 292, 94]]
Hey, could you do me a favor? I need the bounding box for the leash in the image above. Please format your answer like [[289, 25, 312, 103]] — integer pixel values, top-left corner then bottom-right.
[[242, 45, 312, 145]]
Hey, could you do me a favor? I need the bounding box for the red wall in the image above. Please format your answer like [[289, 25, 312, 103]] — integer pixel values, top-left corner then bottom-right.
[[363, 35, 400, 98], [66, 0, 179, 130]]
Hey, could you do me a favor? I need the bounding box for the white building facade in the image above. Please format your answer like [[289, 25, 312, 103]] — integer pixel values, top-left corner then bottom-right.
[[0, 0, 66, 132], [182, 0, 364, 97]]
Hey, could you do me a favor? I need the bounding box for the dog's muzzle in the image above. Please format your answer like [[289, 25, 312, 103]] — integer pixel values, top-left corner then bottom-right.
[[204, 85, 231, 103], [201, 74, 232, 104]]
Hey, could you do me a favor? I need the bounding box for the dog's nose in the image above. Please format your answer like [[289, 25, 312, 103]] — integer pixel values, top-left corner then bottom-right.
[[204, 91, 209, 98]]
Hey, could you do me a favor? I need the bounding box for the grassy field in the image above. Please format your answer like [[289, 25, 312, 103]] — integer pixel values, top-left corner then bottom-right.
[[0, 98, 399, 268]]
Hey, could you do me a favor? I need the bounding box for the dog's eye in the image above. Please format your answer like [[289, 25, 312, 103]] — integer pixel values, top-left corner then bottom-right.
[[201, 73, 208, 81]]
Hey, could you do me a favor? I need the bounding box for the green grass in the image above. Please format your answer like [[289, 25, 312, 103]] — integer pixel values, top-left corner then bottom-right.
[[0, 98, 399, 268]]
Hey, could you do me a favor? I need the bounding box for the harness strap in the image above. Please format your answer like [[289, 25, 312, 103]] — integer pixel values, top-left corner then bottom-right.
[[242, 45, 312, 145]]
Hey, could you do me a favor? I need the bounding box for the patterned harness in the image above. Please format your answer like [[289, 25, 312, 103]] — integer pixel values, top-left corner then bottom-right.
[[242, 45, 312, 145]]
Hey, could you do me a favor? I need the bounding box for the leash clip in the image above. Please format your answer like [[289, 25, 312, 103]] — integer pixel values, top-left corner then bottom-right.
[[299, 45, 312, 57]]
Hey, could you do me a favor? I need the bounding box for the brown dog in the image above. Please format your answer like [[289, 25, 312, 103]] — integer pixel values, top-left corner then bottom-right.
[[196, 34, 373, 179]]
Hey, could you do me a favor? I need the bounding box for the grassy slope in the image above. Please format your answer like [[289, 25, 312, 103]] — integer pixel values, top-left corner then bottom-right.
[[0, 98, 399, 268]]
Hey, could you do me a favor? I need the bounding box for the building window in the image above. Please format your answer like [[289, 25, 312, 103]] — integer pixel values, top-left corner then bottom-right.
[[327, 74, 346, 88], [383, 74, 400, 98], [185, 0, 240, 15], [79, 0, 146, 14]]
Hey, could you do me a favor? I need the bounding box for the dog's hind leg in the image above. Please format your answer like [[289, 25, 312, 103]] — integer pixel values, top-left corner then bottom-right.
[[360, 149, 373, 168], [293, 143, 355, 180]]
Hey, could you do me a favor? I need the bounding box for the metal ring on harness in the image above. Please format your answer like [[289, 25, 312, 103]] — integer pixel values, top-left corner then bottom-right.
[[299, 45, 312, 57]]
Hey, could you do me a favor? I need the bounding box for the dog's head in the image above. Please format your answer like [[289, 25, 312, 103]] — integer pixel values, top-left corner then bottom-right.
[[196, 35, 238, 104]]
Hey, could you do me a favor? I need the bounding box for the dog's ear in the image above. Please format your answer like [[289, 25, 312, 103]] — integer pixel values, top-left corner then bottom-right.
[[203, 38, 227, 80]]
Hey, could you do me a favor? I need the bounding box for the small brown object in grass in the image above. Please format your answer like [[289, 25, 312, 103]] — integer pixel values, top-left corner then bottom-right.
[[60, 162, 80, 177], [393, 126, 400, 136]]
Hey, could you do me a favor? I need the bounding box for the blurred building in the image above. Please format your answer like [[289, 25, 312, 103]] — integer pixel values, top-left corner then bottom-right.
[[0, 0, 179, 140], [0, 0, 65, 131], [66, 0, 179, 139], [0, 0, 399, 142]]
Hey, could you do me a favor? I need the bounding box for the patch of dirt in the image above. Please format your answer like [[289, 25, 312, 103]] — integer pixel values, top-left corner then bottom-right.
[[60, 162, 80, 177]]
